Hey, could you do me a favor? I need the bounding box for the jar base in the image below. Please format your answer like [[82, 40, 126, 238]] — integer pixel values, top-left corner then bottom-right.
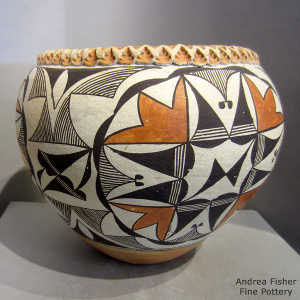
[[82, 237, 203, 264]]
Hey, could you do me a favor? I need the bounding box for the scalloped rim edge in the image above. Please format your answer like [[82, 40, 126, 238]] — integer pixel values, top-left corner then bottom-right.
[[37, 44, 260, 67]]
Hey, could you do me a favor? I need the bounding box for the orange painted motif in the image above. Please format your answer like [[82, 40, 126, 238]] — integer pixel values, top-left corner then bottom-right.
[[105, 78, 188, 144], [245, 76, 284, 132], [112, 203, 175, 241], [216, 187, 260, 229]]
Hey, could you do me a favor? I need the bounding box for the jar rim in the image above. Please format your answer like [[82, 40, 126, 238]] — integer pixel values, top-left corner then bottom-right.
[[37, 44, 259, 67]]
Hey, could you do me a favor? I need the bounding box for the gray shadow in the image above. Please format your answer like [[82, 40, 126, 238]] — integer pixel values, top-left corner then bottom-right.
[[0, 167, 43, 217], [0, 209, 195, 279], [228, 209, 275, 233], [228, 210, 300, 255], [0, 170, 196, 298], [0, 63, 35, 184]]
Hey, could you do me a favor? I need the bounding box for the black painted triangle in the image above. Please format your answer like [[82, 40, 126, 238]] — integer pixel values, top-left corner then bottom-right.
[[232, 75, 255, 127], [209, 196, 235, 230], [252, 169, 269, 185], [45, 175, 86, 200], [229, 75, 257, 145], [196, 160, 226, 195], [109, 144, 194, 178], [175, 199, 210, 233], [38, 149, 89, 175], [191, 138, 228, 148], [45, 67, 110, 95], [44, 68, 65, 90], [64, 67, 112, 91], [231, 134, 257, 145], [209, 202, 232, 230], [176, 210, 203, 234], [263, 136, 280, 159], [37, 169, 44, 184], [226, 148, 249, 186], [251, 134, 279, 165], [111, 180, 188, 204], [109, 147, 175, 177], [187, 81, 226, 131], [240, 170, 253, 193], [111, 181, 172, 203]]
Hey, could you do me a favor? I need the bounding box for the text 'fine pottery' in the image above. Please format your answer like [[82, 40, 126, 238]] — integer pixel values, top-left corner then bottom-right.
[[16, 45, 284, 264]]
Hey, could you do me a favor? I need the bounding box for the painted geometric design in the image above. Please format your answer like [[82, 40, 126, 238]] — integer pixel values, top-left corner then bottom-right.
[[17, 119, 26, 145], [111, 203, 175, 241], [37, 149, 92, 201], [18, 64, 284, 250], [105, 78, 188, 144], [72, 67, 147, 98], [46, 195, 72, 224], [98, 146, 134, 197], [29, 97, 89, 147], [29, 102, 54, 143], [16, 77, 33, 171], [190, 68, 236, 96], [244, 75, 284, 132], [72, 206, 108, 233], [28, 67, 46, 100]]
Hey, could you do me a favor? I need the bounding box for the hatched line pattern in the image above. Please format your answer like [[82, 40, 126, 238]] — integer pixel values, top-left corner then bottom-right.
[[17, 122, 25, 145], [168, 228, 209, 244], [177, 202, 209, 212], [72, 207, 108, 233], [73, 68, 144, 98], [56, 176, 85, 200], [192, 127, 228, 141], [99, 147, 133, 196], [28, 67, 46, 100], [243, 169, 256, 192], [191, 69, 236, 95], [231, 124, 257, 137], [210, 197, 236, 207], [29, 102, 54, 143], [46, 196, 71, 224], [174, 144, 186, 178], [53, 98, 88, 147], [107, 236, 149, 250], [254, 134, 265, 165], [168, 180, 183, 205]]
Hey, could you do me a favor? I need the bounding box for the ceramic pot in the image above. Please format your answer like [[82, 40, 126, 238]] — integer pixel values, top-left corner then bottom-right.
[[16, 45, 284, 264]]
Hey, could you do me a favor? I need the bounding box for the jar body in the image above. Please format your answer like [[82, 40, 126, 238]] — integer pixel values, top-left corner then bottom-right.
[[16, 62, 284, 263]]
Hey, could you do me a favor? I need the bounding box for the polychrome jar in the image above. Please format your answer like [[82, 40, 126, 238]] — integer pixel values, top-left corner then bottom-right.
[[15, 45, 284, 263]]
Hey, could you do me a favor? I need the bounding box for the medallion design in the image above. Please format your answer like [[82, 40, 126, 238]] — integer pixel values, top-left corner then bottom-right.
[[16, 64, 284, 250]]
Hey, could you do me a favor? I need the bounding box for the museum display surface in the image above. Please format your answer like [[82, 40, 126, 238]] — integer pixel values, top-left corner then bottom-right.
[[15, 44, 284, 263], [1, 202, 299, 300]]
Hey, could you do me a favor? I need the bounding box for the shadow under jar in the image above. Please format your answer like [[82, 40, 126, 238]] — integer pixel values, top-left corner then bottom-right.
[[15, 44, 284, 264]]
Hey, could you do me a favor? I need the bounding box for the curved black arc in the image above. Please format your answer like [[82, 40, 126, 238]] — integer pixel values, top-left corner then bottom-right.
[[93, 116, 114, 210]]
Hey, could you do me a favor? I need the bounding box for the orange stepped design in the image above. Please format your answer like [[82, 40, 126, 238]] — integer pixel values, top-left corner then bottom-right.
[[105, 78, 188, 144], [244, 76, 284, 132]]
